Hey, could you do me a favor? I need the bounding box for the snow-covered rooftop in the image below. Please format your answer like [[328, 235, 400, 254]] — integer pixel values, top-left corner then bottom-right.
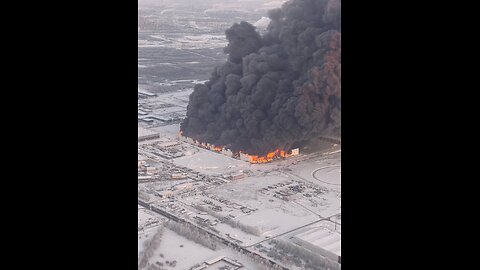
[[294, 226, 341, 256], [138, 127, 159, 141]]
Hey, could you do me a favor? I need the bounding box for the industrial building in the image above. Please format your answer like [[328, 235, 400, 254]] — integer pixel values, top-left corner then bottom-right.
[[146, 166, 157, 175], [138, 127, 160, 142], [191, 256, 243, 270], [290, 225, 341, 264], [179, 134, 299, 163], [230, 172, 246, 181]]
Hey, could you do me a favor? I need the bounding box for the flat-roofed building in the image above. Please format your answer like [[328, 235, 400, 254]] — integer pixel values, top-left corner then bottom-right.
[[138, 127, 160, 142], [291, 224, 341, 263]]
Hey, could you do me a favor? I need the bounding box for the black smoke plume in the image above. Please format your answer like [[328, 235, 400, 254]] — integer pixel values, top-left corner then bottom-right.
[[181, 0, 341, 155]]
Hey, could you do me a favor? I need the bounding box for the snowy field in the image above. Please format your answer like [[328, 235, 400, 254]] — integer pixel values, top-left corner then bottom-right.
[[139, 34, 228, 50], [148, 228, 217, 269], [289, 152, 341, 187], [138, 126, 159, 139], [151, 123, 182, 140], [210, 174, 320, 235], [139, 226, 267, 270], [173, 148, 251, 176]]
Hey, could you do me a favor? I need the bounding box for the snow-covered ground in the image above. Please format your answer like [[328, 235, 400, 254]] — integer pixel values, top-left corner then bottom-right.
[[148, 228, 217, 269], [294, 191, 341, 218], [173, 148, 251, 176], [209, 174, 321, 236], [289, 152, 341, 187], [139, 226, 266, 270], [138, 34, 228, 50], [138, 126, 159, 139], [147, 89, 192, 108], [151, 123, 182, 140], [138, 208, 159, 228]]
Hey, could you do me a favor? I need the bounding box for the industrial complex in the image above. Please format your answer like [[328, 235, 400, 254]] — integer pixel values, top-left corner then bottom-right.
[[138, 89, 341, 269], [138, 1, 340, 269]]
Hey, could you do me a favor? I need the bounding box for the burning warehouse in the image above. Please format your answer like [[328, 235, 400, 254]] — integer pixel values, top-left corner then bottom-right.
[[179, 132, 299, 163], [180, 0, 340, 161]]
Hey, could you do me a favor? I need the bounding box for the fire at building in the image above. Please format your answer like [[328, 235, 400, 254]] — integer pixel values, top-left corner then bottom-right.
[[179, 132, 298, 164], [179, 0, 340, 158]]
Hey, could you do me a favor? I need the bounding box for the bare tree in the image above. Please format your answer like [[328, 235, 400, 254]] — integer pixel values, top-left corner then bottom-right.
[[138, 225, 165, 269], [165, 221, 217, 250], [191, 204, 261, 236], [271, 239, 340, 270]]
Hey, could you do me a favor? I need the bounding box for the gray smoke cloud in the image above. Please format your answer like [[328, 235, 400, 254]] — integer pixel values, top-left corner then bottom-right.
[[181, 0, 341, 155]]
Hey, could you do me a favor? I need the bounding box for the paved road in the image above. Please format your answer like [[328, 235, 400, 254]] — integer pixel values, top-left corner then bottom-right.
[[311, 165, 341, 186], [292, 200, 323, 218], [244, 213, 340, 248]]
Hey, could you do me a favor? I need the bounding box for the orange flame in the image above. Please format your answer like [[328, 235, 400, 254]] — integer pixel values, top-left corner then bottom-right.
[[245, 149, 293, 164], [179, 133, 294, 164]]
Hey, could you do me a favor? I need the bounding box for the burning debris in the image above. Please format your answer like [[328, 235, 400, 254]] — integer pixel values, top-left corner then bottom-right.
[[181, 0, 340, 156]]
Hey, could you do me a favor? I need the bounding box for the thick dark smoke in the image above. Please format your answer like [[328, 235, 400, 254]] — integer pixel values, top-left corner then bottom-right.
[[181, 0, 341, 155]]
